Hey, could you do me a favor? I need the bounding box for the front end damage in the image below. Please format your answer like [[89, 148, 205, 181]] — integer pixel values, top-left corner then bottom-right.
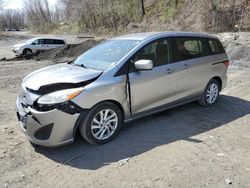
[[15, 66, 101, 147], [16, 96, 81, 147]]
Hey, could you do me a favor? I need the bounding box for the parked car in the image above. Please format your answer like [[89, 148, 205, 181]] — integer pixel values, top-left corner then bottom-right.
[[16, 32, 229, 147], [6, 28, 20, 31], [12, 37, 66, 56]]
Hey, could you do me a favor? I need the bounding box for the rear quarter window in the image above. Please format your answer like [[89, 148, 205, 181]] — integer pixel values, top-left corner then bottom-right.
[[184, 40, 202, 55], [57, 40, 65, 44], [207, 39, 225, 55]]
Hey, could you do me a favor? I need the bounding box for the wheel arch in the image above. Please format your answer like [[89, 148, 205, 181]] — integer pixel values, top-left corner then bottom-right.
[[211, 76, 222, 91], [22, 48, 32, 55], [73, 99, 125, 138]]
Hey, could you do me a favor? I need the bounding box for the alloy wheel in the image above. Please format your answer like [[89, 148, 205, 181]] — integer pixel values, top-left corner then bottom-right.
[[91, 109, 118, 140], [206, 83, 219, 104]]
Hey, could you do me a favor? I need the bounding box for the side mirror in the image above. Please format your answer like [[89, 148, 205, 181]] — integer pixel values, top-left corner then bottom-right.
[[31, 42, 36, 45], [134, 59, 153, 71]]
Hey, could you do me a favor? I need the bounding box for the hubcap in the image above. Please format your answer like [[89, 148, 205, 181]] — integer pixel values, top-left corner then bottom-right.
[[91, 109, 118, 140], [206, 83, 219, 104], [26, 51, 32, 55]]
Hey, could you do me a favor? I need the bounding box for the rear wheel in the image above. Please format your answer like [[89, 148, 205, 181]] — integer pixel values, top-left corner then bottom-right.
[[79, 102, 123, 145], [199, 79, 220, 106]]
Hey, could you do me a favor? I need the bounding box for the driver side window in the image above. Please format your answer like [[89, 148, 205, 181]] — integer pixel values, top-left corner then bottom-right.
[[130, 38, 170, 72], [38, 39, 45, 45], [32, 40, 38, 45], [131, 41, 157, 65]]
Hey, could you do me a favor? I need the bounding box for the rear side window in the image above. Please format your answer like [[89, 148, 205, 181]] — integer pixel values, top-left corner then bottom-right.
[[53, 39, 65, 44], [44, 39, 54, 44], [58, 40, 65, 44], [43, 39, 65, 45], [208, 39, 225, 55], [172, 37, 203, 62]]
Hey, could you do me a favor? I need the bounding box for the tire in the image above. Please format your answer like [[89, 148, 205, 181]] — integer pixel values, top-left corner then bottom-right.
[[29, 141, 38, 148], [199, 79, 220, 107], [79, 102, 123, 145], [23, 49, 32, 56]]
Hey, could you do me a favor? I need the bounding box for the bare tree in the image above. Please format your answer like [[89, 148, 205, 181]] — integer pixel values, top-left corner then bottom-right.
[[24, 0, 56, 33], [0, 1, 25, 31], [18, 0, 250, 34], [0, 0, 3, 31], [1, 10, 25, 29], [0, 0, 3, 9], [140, 0, 145, 16], [59, 0, 142, 33]]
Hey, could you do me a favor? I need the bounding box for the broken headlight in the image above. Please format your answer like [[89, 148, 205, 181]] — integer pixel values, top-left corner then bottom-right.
[[37, 87, 84, 105]]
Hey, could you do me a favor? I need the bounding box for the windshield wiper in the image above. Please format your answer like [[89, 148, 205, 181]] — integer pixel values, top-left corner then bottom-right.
[[73, 63, 88, 69]]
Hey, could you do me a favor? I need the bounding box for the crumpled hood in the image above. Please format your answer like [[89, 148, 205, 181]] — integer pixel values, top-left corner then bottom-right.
[[22, 63, 102, 91]]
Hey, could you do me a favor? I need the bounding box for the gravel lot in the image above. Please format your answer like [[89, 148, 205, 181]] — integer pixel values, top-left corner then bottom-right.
[[0, 32, 250, 188]]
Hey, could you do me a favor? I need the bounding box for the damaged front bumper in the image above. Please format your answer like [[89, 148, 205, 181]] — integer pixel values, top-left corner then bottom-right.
[[12, 48, 22, 55], [16, 97, 80, 147]]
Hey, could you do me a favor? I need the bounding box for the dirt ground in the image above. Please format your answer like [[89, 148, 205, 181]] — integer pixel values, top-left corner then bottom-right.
[[0, 32, 250, 188]]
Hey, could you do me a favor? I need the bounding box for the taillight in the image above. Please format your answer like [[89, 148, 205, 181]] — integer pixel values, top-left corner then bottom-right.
[[223, 60, 230, 67]]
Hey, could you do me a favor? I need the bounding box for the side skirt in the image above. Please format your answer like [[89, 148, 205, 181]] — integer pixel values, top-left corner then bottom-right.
[[124, 96, 201, 123]]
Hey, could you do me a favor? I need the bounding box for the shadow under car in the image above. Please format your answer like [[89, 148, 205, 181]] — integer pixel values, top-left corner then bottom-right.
[[34, 95, 250, 170]]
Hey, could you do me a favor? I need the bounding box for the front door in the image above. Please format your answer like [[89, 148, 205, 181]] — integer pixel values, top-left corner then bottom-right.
[[32, 39, 48, 51], [129, 38, 180, 115]]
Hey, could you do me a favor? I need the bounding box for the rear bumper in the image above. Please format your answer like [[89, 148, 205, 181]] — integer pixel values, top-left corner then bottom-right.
[[16, 97, 80, 147]]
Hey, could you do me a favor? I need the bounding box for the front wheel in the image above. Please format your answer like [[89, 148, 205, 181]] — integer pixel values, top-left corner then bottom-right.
[[79, 102, 123, 145], [23, 49, 32, 56], [199, 79, 220, 106]]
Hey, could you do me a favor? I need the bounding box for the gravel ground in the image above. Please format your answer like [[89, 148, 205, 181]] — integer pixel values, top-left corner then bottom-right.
[[0, 32, 250, 188]]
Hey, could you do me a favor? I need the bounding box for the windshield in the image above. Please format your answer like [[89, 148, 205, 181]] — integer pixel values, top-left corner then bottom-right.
[[25, 38, 37, 44], [73, 39, 140, 70]]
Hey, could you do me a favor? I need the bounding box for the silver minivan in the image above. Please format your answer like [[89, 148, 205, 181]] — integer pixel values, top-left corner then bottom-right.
[[16, 32, 229, 147], [12, 37, 66, 56]]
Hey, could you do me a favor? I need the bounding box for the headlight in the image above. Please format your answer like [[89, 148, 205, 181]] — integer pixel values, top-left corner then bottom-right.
[[14, 47, 20, 51], [37, 87, 84, 104]]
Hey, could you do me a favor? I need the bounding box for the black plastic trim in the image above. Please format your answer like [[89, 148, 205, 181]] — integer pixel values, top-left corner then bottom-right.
[[212, 60, 229, 65], [33, 101, 87, 115], [26, 76, 99, 95], [34, 123, 53, 140], [125, 95, 201, 123], [73, 111, 89, 138]]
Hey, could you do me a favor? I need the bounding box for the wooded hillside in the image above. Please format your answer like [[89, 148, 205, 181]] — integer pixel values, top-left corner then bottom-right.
[[60, 0, 250, 34], [0, 0, 249, 34]]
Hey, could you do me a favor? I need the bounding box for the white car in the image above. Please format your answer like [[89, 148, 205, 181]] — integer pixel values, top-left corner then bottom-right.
[[12, 37, 66, 56]]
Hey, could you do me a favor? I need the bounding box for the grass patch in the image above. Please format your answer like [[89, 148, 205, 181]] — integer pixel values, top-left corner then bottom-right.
[[165, 0, 177, 18]]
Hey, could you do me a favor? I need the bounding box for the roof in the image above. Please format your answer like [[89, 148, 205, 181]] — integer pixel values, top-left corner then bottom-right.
[[29, 37, 65, 40], [112, 31, 217, 41]]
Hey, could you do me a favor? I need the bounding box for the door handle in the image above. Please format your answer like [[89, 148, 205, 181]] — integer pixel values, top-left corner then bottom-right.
[[166, 64, 190, 74]]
